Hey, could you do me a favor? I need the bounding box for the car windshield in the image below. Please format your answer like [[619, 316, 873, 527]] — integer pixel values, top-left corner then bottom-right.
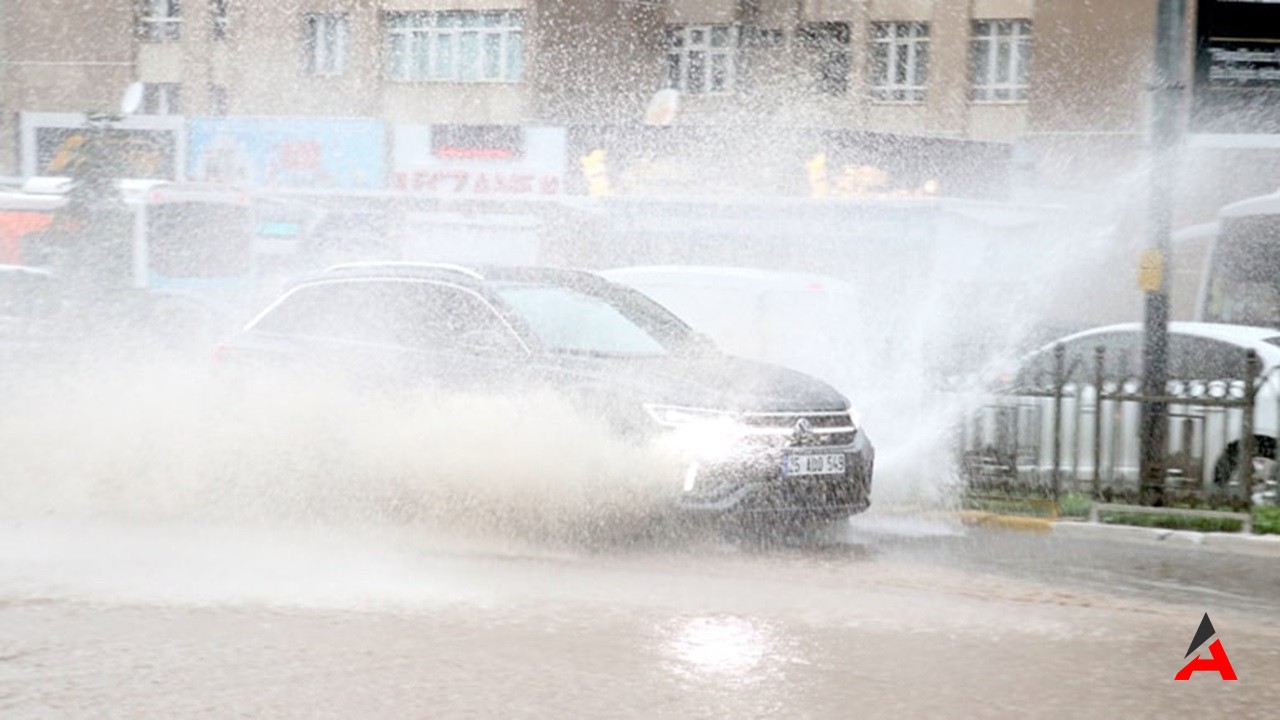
[[494, 282, 692, 357]]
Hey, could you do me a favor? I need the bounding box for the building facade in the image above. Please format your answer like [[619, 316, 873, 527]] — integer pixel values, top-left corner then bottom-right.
[[0, 0, 1274, 217]]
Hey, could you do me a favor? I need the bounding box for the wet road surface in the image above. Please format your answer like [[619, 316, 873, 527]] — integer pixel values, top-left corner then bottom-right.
[[1, 514, 1278, 718]]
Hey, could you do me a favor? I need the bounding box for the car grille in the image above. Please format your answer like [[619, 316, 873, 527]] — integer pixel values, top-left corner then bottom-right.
[[738, 477, 865, 512], [738, 411, 857, 448]]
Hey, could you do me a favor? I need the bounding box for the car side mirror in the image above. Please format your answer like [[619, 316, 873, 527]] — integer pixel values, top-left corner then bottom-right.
[[691, 332, 720, 355]]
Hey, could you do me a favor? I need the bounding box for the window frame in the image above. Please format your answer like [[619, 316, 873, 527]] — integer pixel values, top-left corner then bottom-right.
[[209, 83, 229, 116], [798, 22, 852, 96], [665, 24, 740, 96], [385, 11, 525, 84], [142, 83, 183, 115], [869, 21, 930, 104], [970, 19, 1032, 103], [304, 13, 350, 78], [210, 0, 230, 41], [139, 0, 182, 42]]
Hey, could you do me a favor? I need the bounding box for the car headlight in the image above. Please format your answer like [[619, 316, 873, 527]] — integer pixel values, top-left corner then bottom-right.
[[644, 404, 745, 460]]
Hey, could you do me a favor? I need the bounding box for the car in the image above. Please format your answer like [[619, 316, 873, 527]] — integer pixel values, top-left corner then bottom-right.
[[0, 263, 228, 364], [0, 264, 68, 364], [971, 321, 1280, 504], [215, 261, 875, 530]]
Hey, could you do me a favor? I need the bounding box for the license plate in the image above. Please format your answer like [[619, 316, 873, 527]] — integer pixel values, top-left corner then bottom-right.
[[782, 453, 846, 477]]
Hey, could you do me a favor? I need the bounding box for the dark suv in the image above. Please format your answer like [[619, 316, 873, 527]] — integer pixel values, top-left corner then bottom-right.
[[217, 262, 874, 527]]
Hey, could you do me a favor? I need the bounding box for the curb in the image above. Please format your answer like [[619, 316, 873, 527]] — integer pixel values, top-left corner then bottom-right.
[[869, 507, 1280, 557], [1051, 519, 1280, 557], [956, 510, 1053, 533]]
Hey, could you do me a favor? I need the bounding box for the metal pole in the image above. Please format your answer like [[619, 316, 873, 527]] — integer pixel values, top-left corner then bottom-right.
[[1139, 0, 1187, 507], [1093, 345, 1106, 499], [1052, 343, 1065, 505], [1240, 350, 1260, 506]]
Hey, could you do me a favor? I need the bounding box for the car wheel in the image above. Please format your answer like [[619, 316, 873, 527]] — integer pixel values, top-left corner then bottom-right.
[[1212, 436, 1278, 491]]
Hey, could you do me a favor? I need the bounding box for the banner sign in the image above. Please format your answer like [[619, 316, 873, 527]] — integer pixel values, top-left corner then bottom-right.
[[187, 116, 386, 188]]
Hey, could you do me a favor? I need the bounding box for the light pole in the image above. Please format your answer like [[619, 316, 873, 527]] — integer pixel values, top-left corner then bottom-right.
[[1139, 0, 1187, 506]]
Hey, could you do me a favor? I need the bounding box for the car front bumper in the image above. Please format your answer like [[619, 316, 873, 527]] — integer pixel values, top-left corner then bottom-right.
[[674, 429, 874, 523]]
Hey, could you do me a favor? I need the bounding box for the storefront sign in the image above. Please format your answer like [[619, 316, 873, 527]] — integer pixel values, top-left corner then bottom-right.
[[392, 125, 566, 196], [187, 117, 386, 188], [20, 112, 184, 180], [1194, 0, 1280, 132]]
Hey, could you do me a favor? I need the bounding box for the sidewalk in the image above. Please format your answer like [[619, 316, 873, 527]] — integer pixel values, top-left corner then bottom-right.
[[865, 506, 1280, 558]]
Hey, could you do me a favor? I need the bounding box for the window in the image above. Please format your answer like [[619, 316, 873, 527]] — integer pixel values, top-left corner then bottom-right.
[[209, 84, 229, 116], [210, 0, 229, 41], [666, 25, 739, 95], [870, 22, 929, 102], [1170, 336, 1254, 381], [304, 14, 349, 77], [386, 11, 524, 83], [970, 19, 1031, 102], [140, 0, 181, 42], [497, 284, 668, 356], [798, 23, 851, 96], [142, 83, 182, 114]]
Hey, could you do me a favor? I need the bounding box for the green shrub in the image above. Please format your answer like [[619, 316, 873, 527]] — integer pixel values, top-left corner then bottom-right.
[[1254, 506, 1280, 535], [1057, 492, 1092, 518]]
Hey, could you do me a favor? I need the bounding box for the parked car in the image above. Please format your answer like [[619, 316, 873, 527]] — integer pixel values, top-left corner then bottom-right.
[[215, 262, 875, 529], [968, 322, 1280, 504], [0, 263, 226, 365], [0, 264, 67, 363]]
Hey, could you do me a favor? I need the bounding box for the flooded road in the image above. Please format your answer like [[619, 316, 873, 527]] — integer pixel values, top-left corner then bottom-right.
[[2, 516, 1277, 718]]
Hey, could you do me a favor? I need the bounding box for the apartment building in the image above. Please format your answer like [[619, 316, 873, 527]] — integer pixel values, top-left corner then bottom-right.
[[0, 1, 1274, 213]]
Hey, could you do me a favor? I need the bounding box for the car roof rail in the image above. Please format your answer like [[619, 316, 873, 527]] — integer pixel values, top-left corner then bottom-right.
[[322, 261, 485, 281]]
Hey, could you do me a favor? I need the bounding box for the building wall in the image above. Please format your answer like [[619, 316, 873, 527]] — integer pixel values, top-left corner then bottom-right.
[[0, 0, 1272, 222], [0, 0, 138, 174]]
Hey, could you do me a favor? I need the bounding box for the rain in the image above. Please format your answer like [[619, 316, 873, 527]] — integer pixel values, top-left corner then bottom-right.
[[1, 1, 1279, 717]]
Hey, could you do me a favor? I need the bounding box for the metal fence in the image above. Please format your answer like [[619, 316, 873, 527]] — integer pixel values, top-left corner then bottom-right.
[[957, 344, 1277, 511]]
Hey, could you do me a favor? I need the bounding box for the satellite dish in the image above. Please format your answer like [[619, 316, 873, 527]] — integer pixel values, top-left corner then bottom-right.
[[644, 88, 679, 127], [120, 81, 145, 115]]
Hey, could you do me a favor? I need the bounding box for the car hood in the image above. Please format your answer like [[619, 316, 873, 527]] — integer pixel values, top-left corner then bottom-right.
[[531, 352, 850, 413]]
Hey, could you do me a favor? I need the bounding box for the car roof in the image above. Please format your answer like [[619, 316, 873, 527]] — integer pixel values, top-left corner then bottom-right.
[[294, 261, 611, 290], [1038, 321, 1280, 363]]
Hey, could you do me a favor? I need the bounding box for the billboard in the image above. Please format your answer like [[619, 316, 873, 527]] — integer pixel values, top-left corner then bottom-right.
[[20, 112, 185, 180], [187, 117, 386, 189], [391, 125, 566, 196], [1193, 0, 1280, 133]]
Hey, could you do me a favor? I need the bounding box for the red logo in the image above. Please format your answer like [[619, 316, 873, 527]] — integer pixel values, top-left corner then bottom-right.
[[1175, 613, 1237, 681]]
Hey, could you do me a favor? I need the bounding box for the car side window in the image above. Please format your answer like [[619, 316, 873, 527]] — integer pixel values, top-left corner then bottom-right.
[[1074, 332, 1144, 381], [251, 282, 370, 338], [1169, 336, 1251, 380], [390, 282, 521, 353], [252, 280, 522, 353], [1016, 332, 1143, 388]]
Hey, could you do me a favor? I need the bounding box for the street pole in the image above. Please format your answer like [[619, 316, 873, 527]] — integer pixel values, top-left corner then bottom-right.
[[1139, 0, 1186, 506]]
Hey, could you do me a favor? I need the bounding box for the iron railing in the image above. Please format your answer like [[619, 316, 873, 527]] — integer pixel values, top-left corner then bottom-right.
[[957, 344, 1276, 511]]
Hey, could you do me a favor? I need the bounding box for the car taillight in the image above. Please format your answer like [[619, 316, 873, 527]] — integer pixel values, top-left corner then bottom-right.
[[211, 343, 229, 365]]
